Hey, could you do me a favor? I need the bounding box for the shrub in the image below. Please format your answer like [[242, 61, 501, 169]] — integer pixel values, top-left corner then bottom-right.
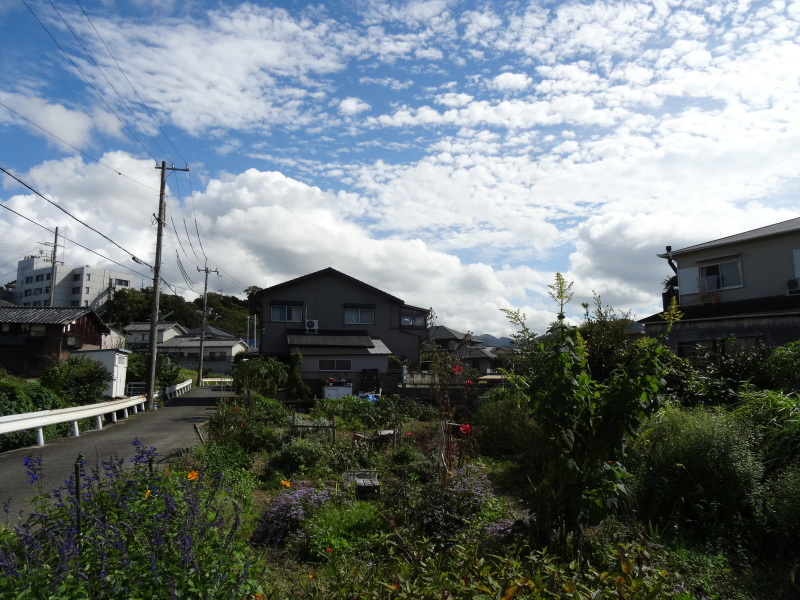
[[473, 386, 540, 457], [251, 484, 340, 548], [302, 500, 388, 560], [731, 390, 800, 473], [271, 436, 327, 478], [0, 441, 267, 599], [0, 380, 36, 451], [768, 340, 800, 393], [40, 354, 112, 405], [630, 406, 763, 542]]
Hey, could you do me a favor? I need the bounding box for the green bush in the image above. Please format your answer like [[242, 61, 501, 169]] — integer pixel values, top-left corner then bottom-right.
[[763, 464, 800, 554], [473, 387, 540, 457], [0, 380, 36, 451], [271, 436, 327, 478], [40, 354, 111, 405], [768, 340, 800, 393], [302, 500, 388, 560], [731, 390, 800, 473], [630, 406, 763, 542]]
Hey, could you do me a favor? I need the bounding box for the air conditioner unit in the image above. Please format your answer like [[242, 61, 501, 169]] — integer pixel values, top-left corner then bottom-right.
[[787, 278, 800, 295], [305, 319, 319, 333]]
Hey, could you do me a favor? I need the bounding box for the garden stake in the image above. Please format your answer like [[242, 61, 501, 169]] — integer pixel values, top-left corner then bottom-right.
[[74, 453, 84, 542]]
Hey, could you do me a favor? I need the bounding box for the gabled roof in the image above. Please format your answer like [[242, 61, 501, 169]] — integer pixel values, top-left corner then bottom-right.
[[660, 216, 800, 257], [0, 306, 109, 332], [428, 325, 467, 341], [252, 267, 404, 304], [185, 325, 236, 338], [124, 321, 187, 333]]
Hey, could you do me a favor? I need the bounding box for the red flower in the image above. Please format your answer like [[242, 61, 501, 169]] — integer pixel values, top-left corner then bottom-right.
[[459, 423, 472, 434], [452, 365, 463, 374]]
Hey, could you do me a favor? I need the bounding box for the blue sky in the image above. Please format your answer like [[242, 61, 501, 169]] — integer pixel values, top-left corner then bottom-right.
[[1, 0, 799, 336]]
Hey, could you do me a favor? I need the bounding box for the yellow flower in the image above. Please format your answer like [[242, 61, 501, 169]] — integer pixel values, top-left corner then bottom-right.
[[308, 574, 313, 579], [187, 470, 199, 480], [281, 479, 291, 488], [144, 489, 152, 499]]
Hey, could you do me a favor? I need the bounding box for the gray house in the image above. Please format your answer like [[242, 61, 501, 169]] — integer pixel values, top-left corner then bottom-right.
[[639, 217, 800, 354], [249, 267, 429, 395]]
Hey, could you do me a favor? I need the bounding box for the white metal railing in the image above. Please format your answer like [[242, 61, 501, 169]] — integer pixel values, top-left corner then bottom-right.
[[125, 379, 193, 399], [0, 395, 147, 447], [199, 378, 233, 387], [0, 379, 193, 447]]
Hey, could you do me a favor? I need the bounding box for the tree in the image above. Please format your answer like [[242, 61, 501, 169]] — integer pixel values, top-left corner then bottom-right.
[[105, 287, 149, 326], [232, 357, 288, 401], [244, 286, 262, 297]]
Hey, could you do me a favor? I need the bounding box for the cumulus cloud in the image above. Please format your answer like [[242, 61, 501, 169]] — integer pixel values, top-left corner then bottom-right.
[[339, 97, 371, 115]]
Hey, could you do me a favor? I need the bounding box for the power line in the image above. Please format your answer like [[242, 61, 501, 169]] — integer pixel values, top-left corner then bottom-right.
[[74, 0, 189, 167], [45, 0, 172, 162], [0, 165, 149, 265], [20, 0, 156, 161], [0, 100, 158, 192]]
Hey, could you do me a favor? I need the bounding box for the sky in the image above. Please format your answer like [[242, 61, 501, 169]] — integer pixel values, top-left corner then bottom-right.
[[1, 0, 799, 337]]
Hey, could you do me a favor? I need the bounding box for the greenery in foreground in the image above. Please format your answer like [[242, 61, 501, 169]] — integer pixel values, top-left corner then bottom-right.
[[3, 275, 800, 598]]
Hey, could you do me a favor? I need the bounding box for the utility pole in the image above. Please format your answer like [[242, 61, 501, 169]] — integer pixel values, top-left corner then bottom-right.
[[146, 161, 189, 410], [196, 262, 219, 386], [47, 227, 59, 306]]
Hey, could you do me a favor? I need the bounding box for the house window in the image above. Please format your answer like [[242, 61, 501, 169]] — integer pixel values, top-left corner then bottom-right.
[[344, 306, 375, 325], [70, 301, 79, 306], [25, 276, 33, 283], [35, 274, 44, 282], [271, 304, 303, 322], [115, 279, 130, 287], [401, 307, 427, 327], [30, 324, 45, 336], [23, 302, 31, 306], [319, 359, 351, 371], [85, 287, 90, 294], [72, 287, 81, 294], [208, 351, 225, 360], [32, 301, 42, 307], [44, 286, 50, 294], [24, 289, 32, 297], [73, 274, 81, 281], [698, 260, 742, 291], [46, 273, 51, 280], [85, 274, 90, 281], [34, 288, 42, 295]]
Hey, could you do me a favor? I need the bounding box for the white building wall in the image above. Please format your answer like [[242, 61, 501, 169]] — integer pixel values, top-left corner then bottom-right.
[[13, 255, 134, 313]]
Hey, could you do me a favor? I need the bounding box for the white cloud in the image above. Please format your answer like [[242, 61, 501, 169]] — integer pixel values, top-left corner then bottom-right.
[[490, 72, 532, 91], [339, 97, 371, 115]]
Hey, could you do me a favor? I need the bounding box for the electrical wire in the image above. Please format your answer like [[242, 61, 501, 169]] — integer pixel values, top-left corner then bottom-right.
[[0, 100, 158, 192], [0, 165, 149, 265], [20, 0, 156, 161], [45, 0, 171, 162], [73, 0, 189, 167]]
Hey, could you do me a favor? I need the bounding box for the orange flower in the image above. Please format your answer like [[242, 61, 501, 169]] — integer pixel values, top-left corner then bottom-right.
[[325, 548, 332, 554], [187, 470, 199, 480], [280, 479, 291, 488], [144, 489, 152, 499]]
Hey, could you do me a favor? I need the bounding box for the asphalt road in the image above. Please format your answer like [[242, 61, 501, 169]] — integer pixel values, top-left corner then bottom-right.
[[0, 386, 227, 524]]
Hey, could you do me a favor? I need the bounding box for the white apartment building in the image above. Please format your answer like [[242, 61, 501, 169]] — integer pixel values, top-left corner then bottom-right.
[[12, 254, 135, 313]]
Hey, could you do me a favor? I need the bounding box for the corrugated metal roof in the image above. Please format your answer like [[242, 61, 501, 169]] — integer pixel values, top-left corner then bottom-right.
[[666, 217, 800, 255], [0, 306, 107, 331]]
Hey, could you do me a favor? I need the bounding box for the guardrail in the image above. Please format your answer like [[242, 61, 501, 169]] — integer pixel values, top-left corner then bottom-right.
[[0, 379, 193, 447], [199, 378, 233, 387], [0, 395, 147, 447], [125, 379, 193, 399]]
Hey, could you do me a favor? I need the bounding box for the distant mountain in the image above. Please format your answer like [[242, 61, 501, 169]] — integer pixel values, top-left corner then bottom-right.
[[474, 333, 512, 348]]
